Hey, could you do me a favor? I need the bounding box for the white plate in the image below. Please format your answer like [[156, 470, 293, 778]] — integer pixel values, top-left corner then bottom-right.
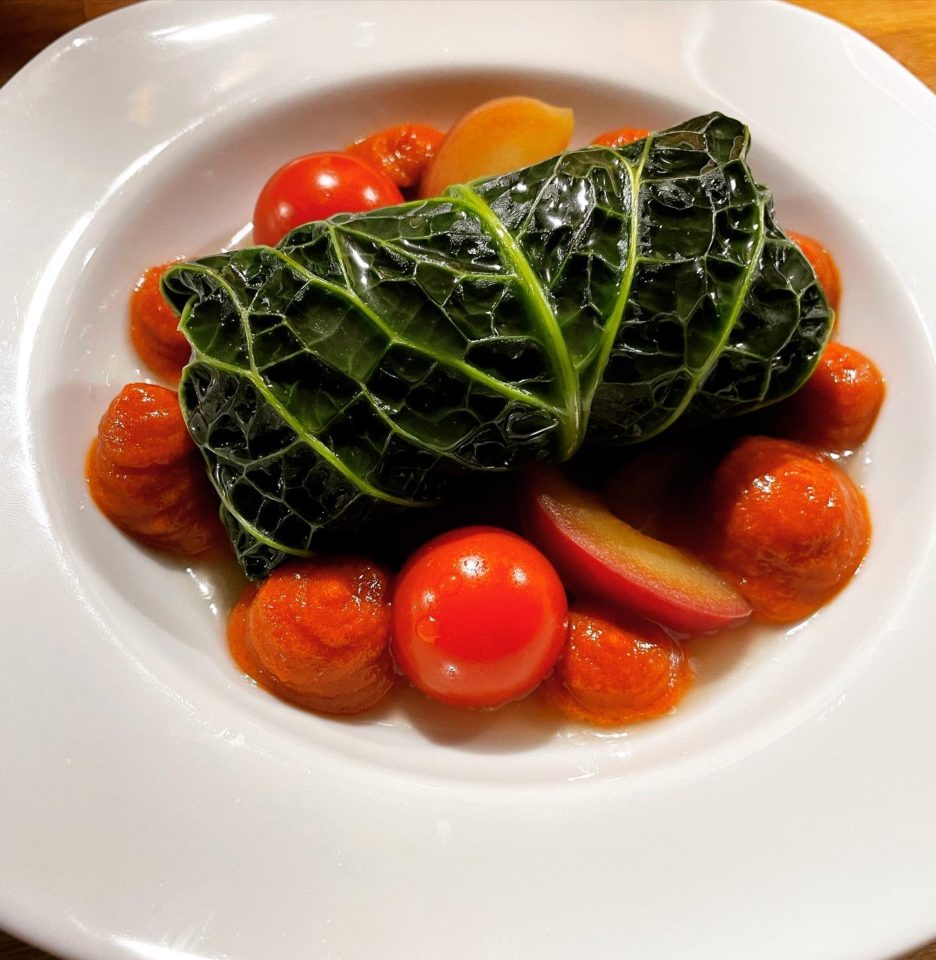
[[2, 1, 936, 958]]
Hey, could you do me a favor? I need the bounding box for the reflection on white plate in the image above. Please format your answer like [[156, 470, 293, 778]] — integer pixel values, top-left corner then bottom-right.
[[1, 3, 936, 960]]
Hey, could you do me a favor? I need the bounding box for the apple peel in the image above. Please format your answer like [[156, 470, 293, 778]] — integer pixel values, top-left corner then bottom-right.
[[521, 467, 751, 634]]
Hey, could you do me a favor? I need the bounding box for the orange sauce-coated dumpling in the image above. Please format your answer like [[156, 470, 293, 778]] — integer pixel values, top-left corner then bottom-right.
[[590, 127, 649, 148], [229, 558, 395, 716], [129, 262, 190, 383], [769, 342, 885, 452], [540, 606, 691, 727], [700, 437, 870, 624], [86, 382, 226, 557], [346, 123, 445, 190], [786, 231, 841, 313]]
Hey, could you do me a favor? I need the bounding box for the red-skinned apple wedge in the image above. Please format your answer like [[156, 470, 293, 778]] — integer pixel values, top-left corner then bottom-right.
[[520, 467, 751, 634]]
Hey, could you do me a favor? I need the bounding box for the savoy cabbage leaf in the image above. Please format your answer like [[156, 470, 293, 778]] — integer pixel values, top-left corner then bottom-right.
[[163, 113, 832, 578]]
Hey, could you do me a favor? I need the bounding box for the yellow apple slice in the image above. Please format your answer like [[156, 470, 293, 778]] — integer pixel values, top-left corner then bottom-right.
[[418, 96, 574, 198]]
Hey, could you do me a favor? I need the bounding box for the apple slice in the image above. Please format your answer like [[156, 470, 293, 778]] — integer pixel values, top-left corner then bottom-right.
[[418, 96, 574, 198], [520, 467, 751, 634]]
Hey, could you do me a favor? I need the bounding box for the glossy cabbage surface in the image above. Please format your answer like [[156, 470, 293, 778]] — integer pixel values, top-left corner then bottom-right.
[[163, 113, 832, 578]]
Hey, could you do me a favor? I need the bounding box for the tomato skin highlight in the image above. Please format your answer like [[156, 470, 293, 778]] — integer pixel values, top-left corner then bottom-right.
[[390, 526, 569, 708], [252, 151, 404, 246]]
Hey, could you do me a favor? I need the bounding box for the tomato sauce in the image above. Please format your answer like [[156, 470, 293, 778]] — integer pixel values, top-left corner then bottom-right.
[[228, 583, 263, 678]]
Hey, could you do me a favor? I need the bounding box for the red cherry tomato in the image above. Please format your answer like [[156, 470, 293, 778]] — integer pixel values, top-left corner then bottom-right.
[[391, 526, 569, 708], [252, 151, 404, 246]]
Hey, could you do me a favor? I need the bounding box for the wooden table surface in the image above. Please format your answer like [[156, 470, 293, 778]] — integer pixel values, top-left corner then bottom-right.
[[1, 0, 934, 957]]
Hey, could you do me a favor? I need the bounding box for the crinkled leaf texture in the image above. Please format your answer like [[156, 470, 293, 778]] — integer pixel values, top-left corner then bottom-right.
[[163, 113, 832, 579]]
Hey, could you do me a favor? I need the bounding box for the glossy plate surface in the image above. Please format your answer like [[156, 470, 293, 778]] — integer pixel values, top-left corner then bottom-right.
[[1, 2, 935, 958]]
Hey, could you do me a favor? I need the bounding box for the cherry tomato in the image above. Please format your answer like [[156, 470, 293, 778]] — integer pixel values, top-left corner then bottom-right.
[[391, 526, 569, 708], [252, 151, 404, 246]]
